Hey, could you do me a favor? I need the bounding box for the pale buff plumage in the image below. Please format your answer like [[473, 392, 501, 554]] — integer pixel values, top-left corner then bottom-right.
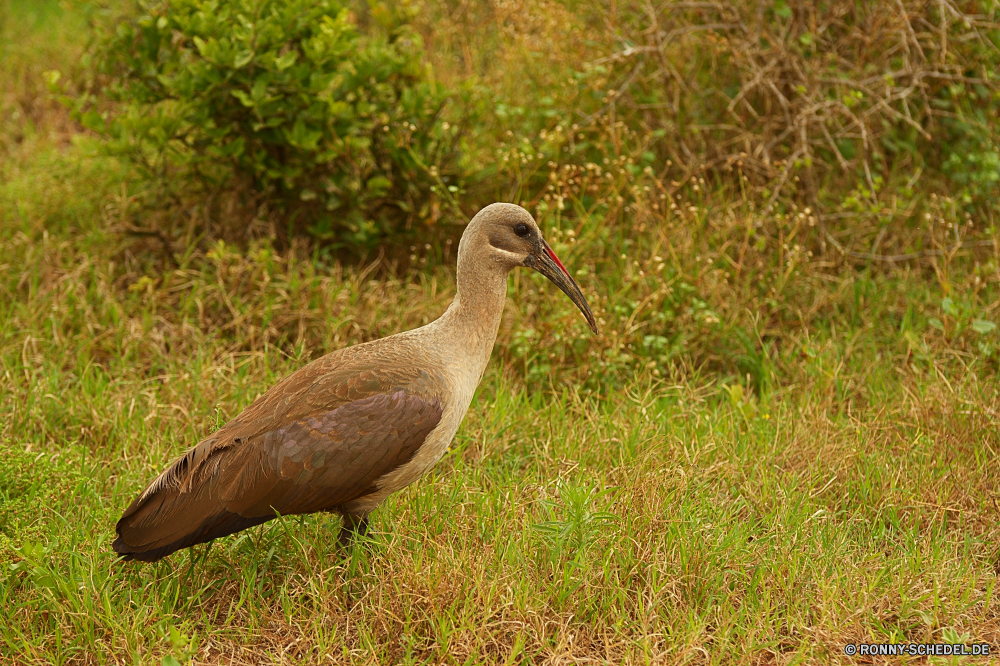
[[113, 203, 597, 562]]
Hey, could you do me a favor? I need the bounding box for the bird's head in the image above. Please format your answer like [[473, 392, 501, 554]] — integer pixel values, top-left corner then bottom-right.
[[462, 202, 598, 334]]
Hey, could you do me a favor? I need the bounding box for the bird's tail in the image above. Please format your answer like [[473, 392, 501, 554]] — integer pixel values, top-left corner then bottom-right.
[[113, 441, 274, 562]]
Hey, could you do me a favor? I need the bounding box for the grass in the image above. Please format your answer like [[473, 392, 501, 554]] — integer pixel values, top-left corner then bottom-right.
[[2, 0, 1000, 664]]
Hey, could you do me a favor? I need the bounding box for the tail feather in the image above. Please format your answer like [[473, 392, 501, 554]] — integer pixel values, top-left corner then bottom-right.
[[113, 454, 277, 562], [114, 510, 273, 562]]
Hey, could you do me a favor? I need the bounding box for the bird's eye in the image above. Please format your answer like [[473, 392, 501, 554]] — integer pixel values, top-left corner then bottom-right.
[[514, 223, 530, 237]]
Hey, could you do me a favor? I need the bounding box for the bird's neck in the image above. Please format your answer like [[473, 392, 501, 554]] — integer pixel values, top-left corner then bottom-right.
[[437, 264, 508, 370]]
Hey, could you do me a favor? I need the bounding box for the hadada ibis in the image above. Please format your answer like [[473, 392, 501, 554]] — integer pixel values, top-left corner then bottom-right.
[[113, 203, 597, 562]]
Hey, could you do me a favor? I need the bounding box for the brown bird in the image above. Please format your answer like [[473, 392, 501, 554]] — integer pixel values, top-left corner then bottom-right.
[[113, 203, 598, 562]]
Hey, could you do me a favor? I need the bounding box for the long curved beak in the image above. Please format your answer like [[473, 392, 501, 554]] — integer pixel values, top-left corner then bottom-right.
[[525, 240, 599, 334]]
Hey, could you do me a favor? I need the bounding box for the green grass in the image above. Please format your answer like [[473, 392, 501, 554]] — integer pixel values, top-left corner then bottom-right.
[[2, 0, 1000, 664], [3, 315, 999, 663]]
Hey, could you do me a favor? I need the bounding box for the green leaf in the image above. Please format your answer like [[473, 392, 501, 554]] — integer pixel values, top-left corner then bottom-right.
[[34, 575, 58, 590], [231, 90, 255, 107], [275, 50, 298, 70], [928, 318, 945, 331], [286, 117, 321, 150], [251, 76, 269, 102], [162, 657, 181, 666], [326, 100, 349, 117], [971, 319, 996, 334], [220, 136, 244, 157], [366, 175, 391, 196], [941, 297, 958, 317], [192, 36, 210, 58], [234, 49, 254, 68], [81, 110, 104, 132], [836, 139, 856, 160]]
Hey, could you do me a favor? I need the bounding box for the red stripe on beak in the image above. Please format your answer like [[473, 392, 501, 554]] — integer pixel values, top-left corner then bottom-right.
[[545, 245, 570, 276]]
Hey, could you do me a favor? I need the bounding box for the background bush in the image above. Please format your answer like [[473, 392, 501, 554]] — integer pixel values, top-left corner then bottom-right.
[[43, 0, 1000, 386], [92, 0, 476, 249], [84, 0, 1000, 261], [562, 0, 1000, 233]]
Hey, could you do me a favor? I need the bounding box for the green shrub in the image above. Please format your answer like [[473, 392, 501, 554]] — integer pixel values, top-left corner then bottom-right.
[[94, 0, 474, 247], [936, 83, 1000, 207]]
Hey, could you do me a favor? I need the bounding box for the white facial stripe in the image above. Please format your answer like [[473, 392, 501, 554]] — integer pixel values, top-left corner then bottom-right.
[[490, 246, 523, 264]]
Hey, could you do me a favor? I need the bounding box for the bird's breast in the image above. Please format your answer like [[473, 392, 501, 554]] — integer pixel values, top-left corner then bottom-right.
[[343, 354, 485, 513]]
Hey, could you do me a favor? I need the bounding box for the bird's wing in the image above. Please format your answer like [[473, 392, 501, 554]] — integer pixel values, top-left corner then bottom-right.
[[113, 359, 444, 561]]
